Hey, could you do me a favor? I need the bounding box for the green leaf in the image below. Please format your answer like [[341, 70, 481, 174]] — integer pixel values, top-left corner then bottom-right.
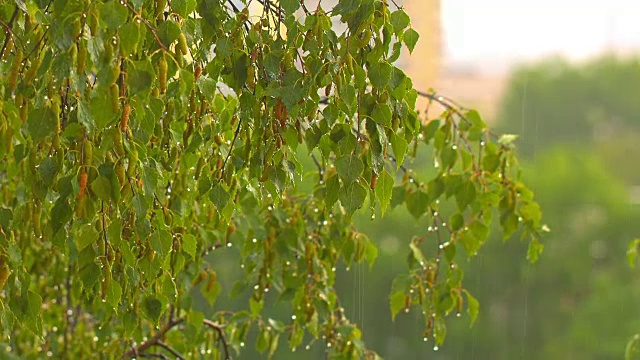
[[0, 207, 12, 233], [50, 199, 71, 235], [498, 134, 519, 146], [142, 165, 158, 198], [465, 109, 486, 129], [403, 28, 420, 54], [527, 237, 544, 263], [119, 23, 141, 55], [390, 133, 408, 169], [423, 120, 440, 143], [455, 181, 476, 211], [127, 61, 154, 96], [9, 291, 43, 335], [202, 281, 221, 307], [107, 281, 122, 308], [100, 1, 128, 30], [107, 218, 122, 248], [325, 174, 341, 209], [375, 169, 394, 215], [158, 21, 181, 47], [142, 296, 163, 323], [280, 0, 300, 14], [469, 220, 489, 245], [250, 297, 263, 319], [520, 202, 542, 227], [405, 190, 429, 220], [625, 334, 640, 360], [450, 213, 464, 231], [209, 184, 230, 211], [389, 290, 405, 321], [364, 237, 378, 267], [90, 96, 117, 130], [27, 107, 56, 143], [390, 9, 411, 34], [500, 211, 519, 240], [371, 104, 392, 126], [335, 155, 364, 183], [172, 0, 196, 17], [75, 223, 98, 252], [368, 61, 392, 88], [440, 145, 458, 169], [339, 182, 367, 214], [464, 290, 480, 327], [91, 176, 112, 202], [38, 157, 59, 187], [409, 240, 425, 264], [182, 234, 197, 258], [232, 54, 249, 91], [628, 239, 640, 268]]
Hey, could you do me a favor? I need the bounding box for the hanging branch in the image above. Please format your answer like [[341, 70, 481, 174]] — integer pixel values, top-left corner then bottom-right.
[[123, 318, 230, 359]]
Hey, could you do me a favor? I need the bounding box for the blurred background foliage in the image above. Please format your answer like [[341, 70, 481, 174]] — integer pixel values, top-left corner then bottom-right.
[[192, 54, 640, 359]]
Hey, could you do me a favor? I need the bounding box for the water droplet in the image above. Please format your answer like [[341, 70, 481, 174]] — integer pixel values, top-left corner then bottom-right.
[[456, 312, 462, 317], [291, 314, 297, 320], [370, 214, 375, 220], [240, 342, 245, 347], [227, 242, 232, 247], [404, 308, 410, 313], [254, 284, 259, 290], [305, 345, 311, 350], [433, 345, 439, 351], [423, 337, 428, 342], [252, 238, 257, 243]]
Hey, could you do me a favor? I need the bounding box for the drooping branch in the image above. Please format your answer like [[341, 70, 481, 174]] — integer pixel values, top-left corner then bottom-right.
[[122, 317, 184, 359], [122, 317, 230, 359], [204, 319, 232, 360]]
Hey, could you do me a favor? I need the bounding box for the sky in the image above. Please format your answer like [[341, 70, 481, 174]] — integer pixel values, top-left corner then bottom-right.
[[441, 0, 640, 69]]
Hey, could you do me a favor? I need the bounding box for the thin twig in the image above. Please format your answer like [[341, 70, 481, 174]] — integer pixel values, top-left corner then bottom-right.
[[155, 341, 185, 360], [123, 1, 167, 51], [310, 153, 324, 181], [204, 319, 232, 360], [122, 318, 185, 359], [220, 118, 242, 179], [0, 7, 20, 55]]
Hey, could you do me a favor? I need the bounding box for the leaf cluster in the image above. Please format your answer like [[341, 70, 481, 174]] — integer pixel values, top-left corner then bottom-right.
[[0, 0, 544, 358]]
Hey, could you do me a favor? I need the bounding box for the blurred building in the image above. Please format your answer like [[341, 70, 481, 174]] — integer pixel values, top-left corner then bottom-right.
[[401, 0, 507, 121]]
